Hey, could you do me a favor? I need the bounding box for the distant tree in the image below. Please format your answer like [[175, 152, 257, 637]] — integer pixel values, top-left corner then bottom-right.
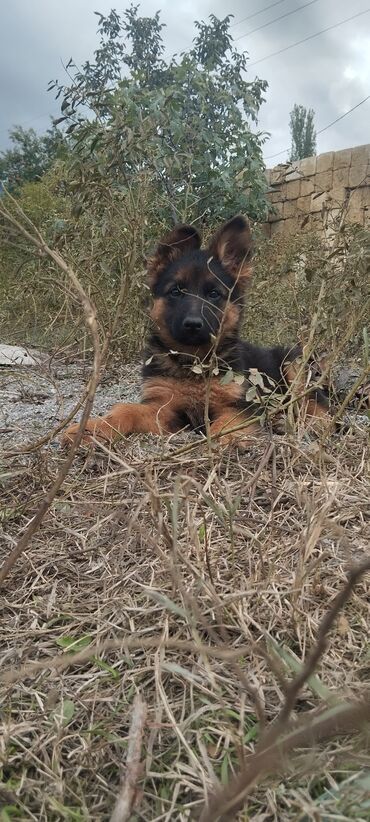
[[49, 6, 270, 226], [0, 125, 67, 188], [289, 104, 316, 162]]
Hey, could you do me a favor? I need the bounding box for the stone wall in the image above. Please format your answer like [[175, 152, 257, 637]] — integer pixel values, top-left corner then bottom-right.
[[264, 143, 370, 238]]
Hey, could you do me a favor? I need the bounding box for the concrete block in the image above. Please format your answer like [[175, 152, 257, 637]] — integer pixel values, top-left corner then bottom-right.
[[298, 155, 316, 176], [347, 188, 366, 225], [283, 199, 297, 218], [300, 178, 315, 196], [260, 222, 271, 239], [270, 168, 286, 185], [348, 164, 369, 188], [286, 179, 301, 200], [349, 189, 365, 209], [269, 202, 284, 222], [311, 191, 328, 213], [316, 151, 334, 173], [297, 195, 311, 214], [315, 169, 333, 192], [361, 187, 370, 208], [350, 144, 370, 166], [268, 190, 282, 204], [333, 167, 350, 188], [333, 148, 352, 170], [285, 165, 302, 181], [328, 187, 346, 206]]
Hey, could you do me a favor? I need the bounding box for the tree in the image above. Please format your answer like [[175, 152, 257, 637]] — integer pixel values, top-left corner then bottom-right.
[[0, 125, 67, 189], [48, 6, 270, 227], [289, 104, 316, 162]]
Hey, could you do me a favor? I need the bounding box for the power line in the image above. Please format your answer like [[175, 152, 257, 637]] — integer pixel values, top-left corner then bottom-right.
[[230, 0, 288, 28], [265, 94, 370, 160], [0, 112, 52, 138], [235, 0, 321, 42], [248, 7, 370, 67]]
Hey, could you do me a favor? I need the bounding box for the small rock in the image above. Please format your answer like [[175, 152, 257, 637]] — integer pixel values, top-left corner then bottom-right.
[[0, 344, 37, 367]]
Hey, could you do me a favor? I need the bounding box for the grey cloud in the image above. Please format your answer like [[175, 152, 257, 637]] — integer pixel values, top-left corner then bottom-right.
[[1, 0, 369, 162]]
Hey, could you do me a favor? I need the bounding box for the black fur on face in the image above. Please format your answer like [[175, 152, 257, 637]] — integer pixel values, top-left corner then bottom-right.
[[148, 216, 253, 349]]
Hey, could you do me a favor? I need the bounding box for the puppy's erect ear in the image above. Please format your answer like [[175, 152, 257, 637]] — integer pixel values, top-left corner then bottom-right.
[[208, 215, 253, 284], [148, 224, 202, 287]]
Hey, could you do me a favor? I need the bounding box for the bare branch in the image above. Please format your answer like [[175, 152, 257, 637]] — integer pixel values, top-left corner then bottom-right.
[[0, 199, 102, 586], [110, 694, 147, 822]]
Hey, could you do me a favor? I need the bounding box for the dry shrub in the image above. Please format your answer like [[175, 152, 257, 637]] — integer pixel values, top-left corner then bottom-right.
[[0, 193, 369, 821], [247, 224, 370, 358]]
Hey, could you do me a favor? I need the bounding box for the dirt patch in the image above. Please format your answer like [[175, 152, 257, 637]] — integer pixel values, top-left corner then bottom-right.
[[0, 357, 142, 449]]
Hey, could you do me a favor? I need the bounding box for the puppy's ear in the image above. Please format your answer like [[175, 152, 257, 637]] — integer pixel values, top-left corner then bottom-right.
[[147, 224, 201, 287], [208, 215, 253, 284]]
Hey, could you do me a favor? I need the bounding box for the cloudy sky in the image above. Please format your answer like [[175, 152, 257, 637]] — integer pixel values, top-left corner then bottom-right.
[[1, 0, 369, 164]]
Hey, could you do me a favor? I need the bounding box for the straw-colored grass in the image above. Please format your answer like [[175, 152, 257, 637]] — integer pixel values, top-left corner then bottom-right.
[[1, 195, 369, 821], [1, 420, 369, 820]]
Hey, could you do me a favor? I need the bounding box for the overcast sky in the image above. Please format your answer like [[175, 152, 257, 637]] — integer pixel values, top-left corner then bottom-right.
[[1, 0, 369, 164]]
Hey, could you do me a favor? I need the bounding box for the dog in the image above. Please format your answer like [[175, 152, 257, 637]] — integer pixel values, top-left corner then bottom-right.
[[62, 215, 329, 447]]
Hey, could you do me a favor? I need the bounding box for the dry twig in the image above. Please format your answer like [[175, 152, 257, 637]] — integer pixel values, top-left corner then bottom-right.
[[110, 694, 147, 822]]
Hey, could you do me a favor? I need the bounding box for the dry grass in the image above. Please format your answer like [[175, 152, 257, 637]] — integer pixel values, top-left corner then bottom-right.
[[1, 193, 369, 820], [1, 420, 369, 820]]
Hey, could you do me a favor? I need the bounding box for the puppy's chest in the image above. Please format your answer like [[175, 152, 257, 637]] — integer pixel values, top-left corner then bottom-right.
[[147, 375, 243, 410], [176, 378, 244, 430]]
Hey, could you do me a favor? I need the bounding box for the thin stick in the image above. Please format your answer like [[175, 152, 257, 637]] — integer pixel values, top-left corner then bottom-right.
[[200, 558, 370, 821], [110, 694, 147, 822], [0, 200, 102, 586], [269, 556, 370, 733], [199, 697, 370, 822], [0, 636, 256, 685]]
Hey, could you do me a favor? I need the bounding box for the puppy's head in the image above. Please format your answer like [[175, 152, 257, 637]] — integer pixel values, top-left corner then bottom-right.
[[147, 216, 253, 350]]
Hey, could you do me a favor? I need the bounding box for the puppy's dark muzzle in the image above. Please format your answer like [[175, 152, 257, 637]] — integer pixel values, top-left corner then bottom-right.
[[182, 316, 204, 332]]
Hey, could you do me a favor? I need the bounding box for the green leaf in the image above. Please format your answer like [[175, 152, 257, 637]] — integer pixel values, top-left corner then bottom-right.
[[220, 752, 229, 785], [145, 590, 187, 619], [220, 369, 234, 385], [233, 373, 245, 385], [51, 699, 75, 726], [93, 657, 120, 679], [56, 635, 93, 653], [248, 368, 265, 389], [245, 386, 257, 403], [268, 639, 336, 703]]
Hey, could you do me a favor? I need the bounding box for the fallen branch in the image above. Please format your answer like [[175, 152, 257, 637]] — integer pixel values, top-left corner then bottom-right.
[[199, 557, 370, 821], [110, 694, 147, 822], [199, 697, 370, 822]]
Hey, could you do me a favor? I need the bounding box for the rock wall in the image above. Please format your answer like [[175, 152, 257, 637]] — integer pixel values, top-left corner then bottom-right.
[[264, 143, 370, 238]]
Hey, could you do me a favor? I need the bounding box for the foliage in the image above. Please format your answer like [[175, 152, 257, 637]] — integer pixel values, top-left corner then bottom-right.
[[289, 103, 317, 162], [0, 125, 67, 189], [48, 6, 270, 228]]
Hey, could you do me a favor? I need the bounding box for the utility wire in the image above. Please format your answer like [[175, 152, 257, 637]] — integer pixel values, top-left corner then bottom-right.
[[235, 0, 321, 42], [230, 0, 288, 27], [265, 94, 370, 160], [248, 7, 370, 67]]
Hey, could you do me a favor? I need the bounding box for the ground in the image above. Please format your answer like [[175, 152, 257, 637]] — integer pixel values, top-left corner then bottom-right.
[[0, 355, 369, 821]]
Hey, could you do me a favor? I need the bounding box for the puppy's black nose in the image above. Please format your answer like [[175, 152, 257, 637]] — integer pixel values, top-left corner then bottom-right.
[[182, 316, 204, 331]]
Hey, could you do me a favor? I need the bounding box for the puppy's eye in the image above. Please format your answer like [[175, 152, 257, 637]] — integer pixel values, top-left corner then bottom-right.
[[170, 285, 183, 297], [208, 288, 221, 300]]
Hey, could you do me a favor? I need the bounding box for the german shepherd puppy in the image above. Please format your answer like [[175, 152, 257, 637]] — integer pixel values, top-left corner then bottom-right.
[[63, 216, 329, 447]]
